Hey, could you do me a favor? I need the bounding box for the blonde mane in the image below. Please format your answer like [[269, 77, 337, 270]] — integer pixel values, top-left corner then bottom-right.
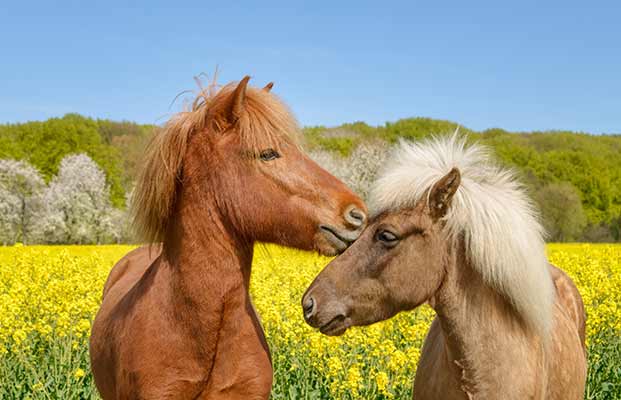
[[131, 79, 300, 243], [370, 134, 554, 335]]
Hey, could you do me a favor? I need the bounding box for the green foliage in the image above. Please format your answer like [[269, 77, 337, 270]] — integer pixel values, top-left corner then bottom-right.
[[313, 137, 356, 156], [302, 123, 372, 156], [306, 120, 621, 241], [535, 183, 587, 241], [0, 336, 98, 400], [0, 115, 126, 208], [2, 113, 620, 241], [383, 117, 475, 142], [96, 119, 156, 191], [481, 131, 621, 230], [585, 329, 621, 400]]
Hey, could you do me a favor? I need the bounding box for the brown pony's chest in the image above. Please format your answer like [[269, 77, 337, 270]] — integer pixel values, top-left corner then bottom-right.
[[199, 299, 273, 399]]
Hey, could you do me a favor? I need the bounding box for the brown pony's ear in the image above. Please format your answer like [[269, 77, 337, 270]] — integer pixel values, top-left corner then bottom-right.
[[263, 82, 274, 92], [224, 76, 251, 123], [429, 168, 461, 220]]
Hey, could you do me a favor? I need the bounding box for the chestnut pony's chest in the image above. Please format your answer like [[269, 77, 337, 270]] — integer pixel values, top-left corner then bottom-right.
[[199, 298, 273, 399], [114, 296, 271, 400], [92, 253, 273, 400]]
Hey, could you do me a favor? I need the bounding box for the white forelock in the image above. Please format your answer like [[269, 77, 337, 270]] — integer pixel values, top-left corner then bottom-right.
[[369, 134, 554, 335]]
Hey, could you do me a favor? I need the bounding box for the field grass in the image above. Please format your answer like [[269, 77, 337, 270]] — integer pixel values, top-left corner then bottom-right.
[[0, 244, 619, 399]]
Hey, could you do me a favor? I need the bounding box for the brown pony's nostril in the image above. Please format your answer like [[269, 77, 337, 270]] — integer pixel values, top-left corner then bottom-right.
[[345, 205, 367, 228], [303, 296, 316, 319]]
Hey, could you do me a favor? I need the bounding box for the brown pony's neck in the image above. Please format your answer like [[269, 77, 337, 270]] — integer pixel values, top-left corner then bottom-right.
[[430, 241, 543, 396]]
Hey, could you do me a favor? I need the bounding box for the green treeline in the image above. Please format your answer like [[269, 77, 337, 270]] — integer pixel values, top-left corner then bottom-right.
[[0, 114, 154, 208], [1, 114, 619, 241], [305, 118, 621, 241]]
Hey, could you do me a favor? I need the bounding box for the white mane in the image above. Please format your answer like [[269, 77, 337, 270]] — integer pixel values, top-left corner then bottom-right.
[[369, 134, 554, 335]]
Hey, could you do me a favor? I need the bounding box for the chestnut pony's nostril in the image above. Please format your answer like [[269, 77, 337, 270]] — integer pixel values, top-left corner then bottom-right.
[[350, 208, 365, 222], [303, 296, 316, 318], [345, 205, 367, 228]]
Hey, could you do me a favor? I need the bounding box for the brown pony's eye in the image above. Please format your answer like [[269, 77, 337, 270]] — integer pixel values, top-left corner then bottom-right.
[[376, 229, 399, 247], [259, 148, 280, 161]]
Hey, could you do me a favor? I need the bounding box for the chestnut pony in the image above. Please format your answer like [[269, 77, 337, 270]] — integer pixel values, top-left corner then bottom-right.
[[90, 77, 367, 399], [303, 135, 587, 399]]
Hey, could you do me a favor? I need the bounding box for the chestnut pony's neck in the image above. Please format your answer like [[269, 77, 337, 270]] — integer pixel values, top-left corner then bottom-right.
[[162, 142, 254, 301]]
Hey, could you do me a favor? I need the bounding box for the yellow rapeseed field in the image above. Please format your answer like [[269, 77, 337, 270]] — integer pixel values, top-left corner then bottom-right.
[[0, 244, 619, 399]]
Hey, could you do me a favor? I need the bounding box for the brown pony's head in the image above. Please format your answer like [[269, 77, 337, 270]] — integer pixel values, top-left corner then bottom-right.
[[132, 76, 366, 256], [303, 133, 554, 337], [302, 169, 460, 335]]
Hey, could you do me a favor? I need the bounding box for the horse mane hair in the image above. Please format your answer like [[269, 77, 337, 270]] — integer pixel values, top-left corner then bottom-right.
[[369, 133, 554, 335], [131, 79, 299, 244]]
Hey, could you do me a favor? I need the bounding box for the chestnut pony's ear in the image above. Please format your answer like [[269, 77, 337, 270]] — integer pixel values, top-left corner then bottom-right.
[[429, 168, 461, 220], [223, 76, 250, 123], [263, 82, 274, 92]]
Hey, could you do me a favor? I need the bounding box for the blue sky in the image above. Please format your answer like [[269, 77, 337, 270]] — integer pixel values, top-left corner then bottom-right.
[[1, 1, 619, 133]]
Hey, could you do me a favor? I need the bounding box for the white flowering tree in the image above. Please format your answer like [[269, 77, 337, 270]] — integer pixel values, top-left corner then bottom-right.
[[0, 159, 45, 245], [309, 141, 391, 201], [308, 150, 349, 182], [39, 154, 122, 244], [341, 141, 390, 200]]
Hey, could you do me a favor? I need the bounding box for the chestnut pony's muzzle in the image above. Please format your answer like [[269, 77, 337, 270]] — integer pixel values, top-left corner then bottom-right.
[[319, 205, 366, 253]]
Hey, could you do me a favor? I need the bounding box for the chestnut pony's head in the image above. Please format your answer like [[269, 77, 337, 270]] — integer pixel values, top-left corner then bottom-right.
[[132, 76, 366, 255]]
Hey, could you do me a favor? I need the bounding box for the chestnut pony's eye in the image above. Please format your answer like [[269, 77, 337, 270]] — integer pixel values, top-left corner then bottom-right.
[[376, 229, 399, 247], [259, 148, 280, 161]]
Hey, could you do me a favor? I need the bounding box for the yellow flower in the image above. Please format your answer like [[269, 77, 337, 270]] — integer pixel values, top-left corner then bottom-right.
[[346, 364, 363, 397], [0, 243, 619, 398], [376, 371, 389, 391]]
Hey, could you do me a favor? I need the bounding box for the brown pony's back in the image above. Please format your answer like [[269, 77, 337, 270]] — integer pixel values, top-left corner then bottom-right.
[[548, 264, 587, 347]]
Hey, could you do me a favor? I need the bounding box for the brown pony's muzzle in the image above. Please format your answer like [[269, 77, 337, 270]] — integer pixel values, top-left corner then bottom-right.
[[302, 289, 350, 336], [302, 268, 351, 336]]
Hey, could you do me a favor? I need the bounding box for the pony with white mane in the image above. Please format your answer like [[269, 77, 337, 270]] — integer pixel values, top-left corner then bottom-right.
[[303, 134, 587, 399]]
